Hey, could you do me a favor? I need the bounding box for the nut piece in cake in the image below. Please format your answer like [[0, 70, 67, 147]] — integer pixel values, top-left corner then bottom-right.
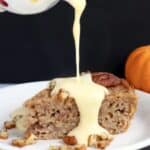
[[88, 134, 112, 149], [63, 136, 78, 145], [4, 121, 16, 130]]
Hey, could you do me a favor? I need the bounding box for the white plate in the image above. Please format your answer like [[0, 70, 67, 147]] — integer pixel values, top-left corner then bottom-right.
[[0, 81, 150, 150]]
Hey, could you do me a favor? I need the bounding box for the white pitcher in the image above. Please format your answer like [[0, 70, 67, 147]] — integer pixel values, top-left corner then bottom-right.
[[0, 0, 62, 14]]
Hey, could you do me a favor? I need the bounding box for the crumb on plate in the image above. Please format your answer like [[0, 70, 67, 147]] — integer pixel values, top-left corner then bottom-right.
[[12, 132, 37, 147], [0, 129, 8, 139]]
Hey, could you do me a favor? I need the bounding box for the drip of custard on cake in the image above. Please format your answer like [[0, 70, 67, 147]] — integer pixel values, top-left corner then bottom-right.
[[51, 74, 111, 145]]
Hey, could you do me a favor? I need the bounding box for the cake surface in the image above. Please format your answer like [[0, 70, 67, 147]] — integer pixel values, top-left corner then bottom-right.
[[92, 72, 137, 134], [10, 72, 137, 149]]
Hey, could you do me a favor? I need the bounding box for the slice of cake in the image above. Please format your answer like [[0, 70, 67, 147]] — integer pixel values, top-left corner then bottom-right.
[[4, 72, 137, 149]]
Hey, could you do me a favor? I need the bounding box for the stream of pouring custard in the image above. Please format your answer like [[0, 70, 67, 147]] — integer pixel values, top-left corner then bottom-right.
[[52, 0, 112, 145], [65, 0, 86, 79]]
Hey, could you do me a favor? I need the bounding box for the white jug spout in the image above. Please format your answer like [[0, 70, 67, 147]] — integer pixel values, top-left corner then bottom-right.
[[0, 0, 60, 15]]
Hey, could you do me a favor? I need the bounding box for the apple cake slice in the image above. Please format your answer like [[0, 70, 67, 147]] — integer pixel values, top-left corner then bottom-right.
[[7, 72, 137, 149]]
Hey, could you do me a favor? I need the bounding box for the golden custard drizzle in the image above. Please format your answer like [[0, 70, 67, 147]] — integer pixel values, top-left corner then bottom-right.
[[51, 74, 111, 145], [65, 0, 86, 79], [51, 0, 112, 145]]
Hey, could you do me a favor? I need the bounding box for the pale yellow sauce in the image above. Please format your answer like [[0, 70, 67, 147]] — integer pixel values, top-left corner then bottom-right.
[[56, 0, 112, 145], [65, 0, 86, 79], [51, 74, 110, 145]]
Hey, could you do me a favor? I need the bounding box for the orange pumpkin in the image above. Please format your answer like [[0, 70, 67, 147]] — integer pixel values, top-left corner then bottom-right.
[[125, 45, 150, 93]]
